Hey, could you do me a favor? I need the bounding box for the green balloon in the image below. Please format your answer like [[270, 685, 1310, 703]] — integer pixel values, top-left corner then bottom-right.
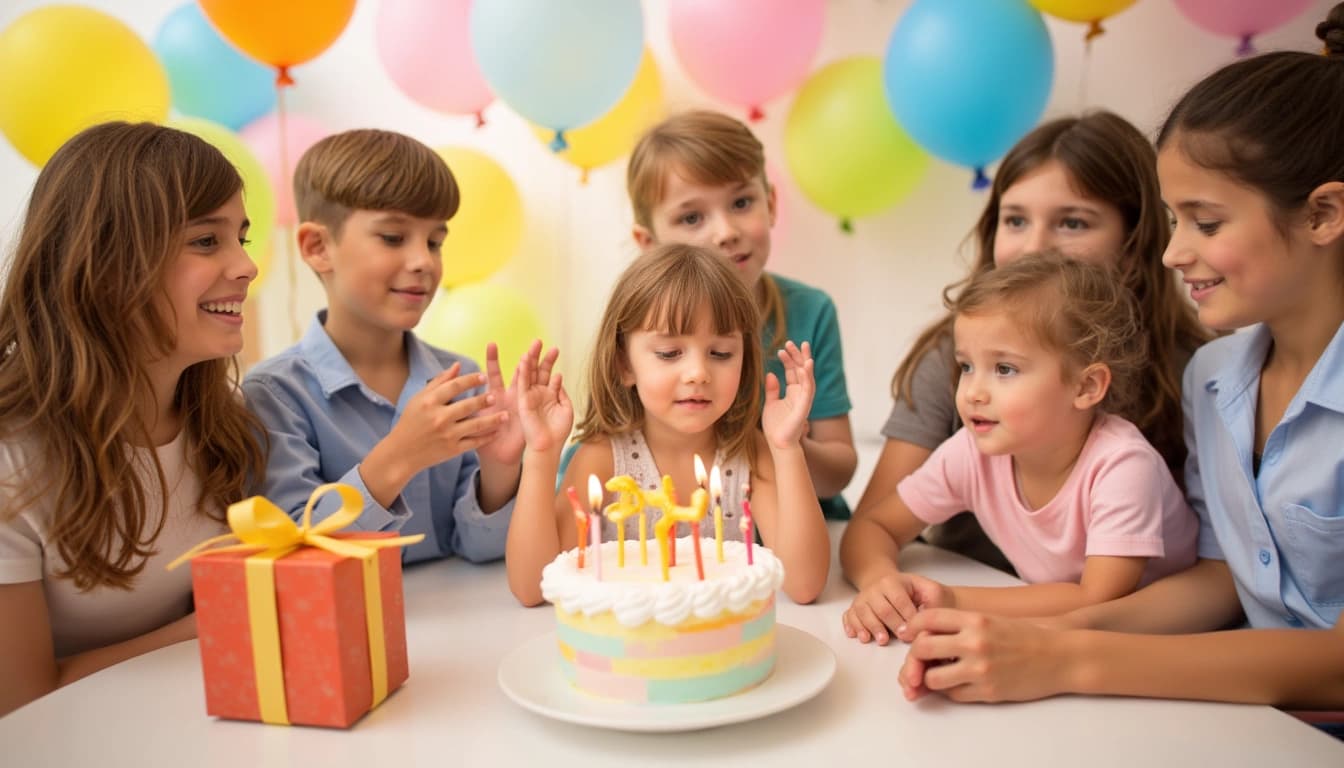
[[784, 57, 928, 227], [416, 283, 546, 381]]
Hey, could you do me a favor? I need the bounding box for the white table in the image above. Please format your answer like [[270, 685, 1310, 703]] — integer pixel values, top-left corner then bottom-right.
[[4, 522, 1341, 766]]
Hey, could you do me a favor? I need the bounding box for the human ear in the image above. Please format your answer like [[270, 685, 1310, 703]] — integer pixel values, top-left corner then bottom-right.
[[1305, 181, 1344, 247], [765, 180, 778, 228], [631, 225, 656, 251], [1073, 362, 1111, 411], [297, 222, 334, 274]]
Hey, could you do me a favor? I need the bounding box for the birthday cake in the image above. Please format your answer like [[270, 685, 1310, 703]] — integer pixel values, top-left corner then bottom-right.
[[540, 537, 784, 704]]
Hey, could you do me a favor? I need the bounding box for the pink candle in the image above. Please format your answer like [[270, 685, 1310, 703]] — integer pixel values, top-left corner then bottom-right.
[[565, 486, 587, 568], [741, 483, 754, 565]]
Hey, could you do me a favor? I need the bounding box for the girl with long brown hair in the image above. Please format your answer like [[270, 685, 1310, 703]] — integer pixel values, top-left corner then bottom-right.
[[0, 122, 265, 715]]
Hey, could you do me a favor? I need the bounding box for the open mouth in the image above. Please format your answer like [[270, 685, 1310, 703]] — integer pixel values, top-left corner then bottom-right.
[[1189, 277, 1224, 291], [201, 301, 242, 316], [675, 397, 711, 408], [968, 416, 997, 430]]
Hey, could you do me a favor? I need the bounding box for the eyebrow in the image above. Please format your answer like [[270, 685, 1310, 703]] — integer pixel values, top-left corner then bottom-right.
[[1167, 200, 1225, 214], [955, 347, 1030, 361], [999, 203, 1101, 215], [371, 213, 448, 233]]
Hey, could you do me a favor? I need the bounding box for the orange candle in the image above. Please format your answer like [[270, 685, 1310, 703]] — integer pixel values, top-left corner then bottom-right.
[[565, 486, 587, 569]]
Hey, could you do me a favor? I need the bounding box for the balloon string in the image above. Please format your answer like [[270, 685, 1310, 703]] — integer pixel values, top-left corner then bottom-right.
[[1078, 32, 1094, 107], [549, 130, 568, 152], [1237, 34, 1255, 57], [276, 80, 300, 342]]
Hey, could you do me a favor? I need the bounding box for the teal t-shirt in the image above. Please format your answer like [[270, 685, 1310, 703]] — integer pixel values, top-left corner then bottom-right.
[[762, 273, 853, 519]]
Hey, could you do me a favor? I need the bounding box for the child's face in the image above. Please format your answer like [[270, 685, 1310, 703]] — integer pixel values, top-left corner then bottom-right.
[[994, 160, 1127, 268], [953, 309, 1088, 458], [635, 168, 775, 291], [1158, 144, 1313, 332], [314, 209, 447, 333], [161, 191, 256, 366], [620, 303, 745, 439]]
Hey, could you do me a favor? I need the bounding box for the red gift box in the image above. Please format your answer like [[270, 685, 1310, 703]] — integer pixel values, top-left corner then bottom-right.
[[169, 483, 422, 729]]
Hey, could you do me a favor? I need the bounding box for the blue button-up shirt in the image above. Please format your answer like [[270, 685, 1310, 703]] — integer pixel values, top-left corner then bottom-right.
[[1183, 321, 1344, 629], [242, 312, 513, 564]]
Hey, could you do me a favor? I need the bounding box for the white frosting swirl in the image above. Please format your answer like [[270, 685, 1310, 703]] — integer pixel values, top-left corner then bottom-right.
[[540, 537, 784, 628]]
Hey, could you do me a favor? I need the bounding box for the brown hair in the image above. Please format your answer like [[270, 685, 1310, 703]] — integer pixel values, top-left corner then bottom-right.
[[293, 128, 460, 237], [1157, 6, 1344, 228], [627, 110, 787, 351], [0, 121, 266, 590], [950, 254, 1146, 420], [573, 243, 762, 464], [893, 111, 1209, 474]]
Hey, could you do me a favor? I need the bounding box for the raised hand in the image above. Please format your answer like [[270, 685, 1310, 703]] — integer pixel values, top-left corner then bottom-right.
[[475, 342, 557, 467], [387, 362, 504, 471], [761, 340, 815, 450], [515, 339, 572, 455], [841, 572, 953, 645]]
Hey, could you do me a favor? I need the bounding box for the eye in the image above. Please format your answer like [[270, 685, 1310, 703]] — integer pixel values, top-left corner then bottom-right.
[[732, 196, 753, 210], [994, 363, 1018, 376], [379, 233, 405, 246], [1000, 214, 1026, 230], [428, 238, 444, 252], [239, 238, 253, 247], [1166, 212, 1178, 232], [654, 350, 681, 361], [710, 349, 735, 361], [189, 234, 219, 249], [1059, 217, 1089, 231], [957, 361, 972, 375], [1195, 220, 1221, 236], [677, 212, 702, 227]]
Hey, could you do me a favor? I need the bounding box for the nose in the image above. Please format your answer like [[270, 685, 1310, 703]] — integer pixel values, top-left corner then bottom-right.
[[710, 213, 739, 249], [1024, 224, 1052, 254], [233, 243, 260, 284], [406, 242, 435, 273], [1161, 230, 1192, 271], [681, 351, 710, 384], [959, 372, 989, 406]]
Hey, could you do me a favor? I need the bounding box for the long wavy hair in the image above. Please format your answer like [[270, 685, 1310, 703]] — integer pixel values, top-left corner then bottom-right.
[[0, 121, 267, 590], [573, 243, 763, 465], [892, 112, 1210, 476], [627, 110, 788, 352]]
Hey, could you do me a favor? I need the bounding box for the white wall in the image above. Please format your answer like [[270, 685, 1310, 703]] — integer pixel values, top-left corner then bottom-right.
[[0, 0, 1333, 502]]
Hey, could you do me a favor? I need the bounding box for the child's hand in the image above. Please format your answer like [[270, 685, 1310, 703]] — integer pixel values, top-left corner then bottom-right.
[[516, 340, 572, 454], [475, 342, 558, 468], [841, 572, 952, 645], [389, 362, 501, 472], [897, 609, 1061, 703], [762, 341, 815, 450]]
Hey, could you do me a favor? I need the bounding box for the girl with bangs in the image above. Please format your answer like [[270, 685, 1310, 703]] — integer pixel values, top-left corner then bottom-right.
[[0, 122, 265, 715], [505, 244, 830, 605]]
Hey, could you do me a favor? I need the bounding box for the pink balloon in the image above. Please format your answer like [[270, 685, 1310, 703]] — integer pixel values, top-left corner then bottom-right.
[[668, 0, 825, 120], [376, 0, 493, 122], [1173, 0, 1315, 53], [240, 113, 331, 227]]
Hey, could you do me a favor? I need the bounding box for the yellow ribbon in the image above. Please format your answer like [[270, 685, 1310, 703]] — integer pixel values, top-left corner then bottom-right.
[[168, 483, 424, 725]]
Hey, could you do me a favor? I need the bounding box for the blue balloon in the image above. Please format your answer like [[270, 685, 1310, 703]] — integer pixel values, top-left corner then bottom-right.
[[152, 3, 276, 131], [883, 0, 1053, 181], [470, 0, 643, 147]]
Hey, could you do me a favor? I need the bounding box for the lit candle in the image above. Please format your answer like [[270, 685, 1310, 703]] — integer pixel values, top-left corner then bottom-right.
[[741, 483, 754, 565], [565, 486, 587, 569], [588, 475, 603, 581], [709, 465, 724, 564], [603, 476, 644, 568]]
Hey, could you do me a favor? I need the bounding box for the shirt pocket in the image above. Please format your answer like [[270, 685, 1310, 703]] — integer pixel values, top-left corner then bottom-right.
[[1278, 503, 1344, 609]]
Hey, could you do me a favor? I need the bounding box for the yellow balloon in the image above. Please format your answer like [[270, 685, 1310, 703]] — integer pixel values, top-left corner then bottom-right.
[[434, 147, 524, 288], [168, 117, 278, 281], [0, 7, 169, 166], [416, 284, 545, 381], [533, 49, 664, 178], [1028, 0, 1137, 23]]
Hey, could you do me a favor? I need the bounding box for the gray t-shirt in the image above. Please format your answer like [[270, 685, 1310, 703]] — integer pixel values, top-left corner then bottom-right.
[[881, 333, 961, 449]]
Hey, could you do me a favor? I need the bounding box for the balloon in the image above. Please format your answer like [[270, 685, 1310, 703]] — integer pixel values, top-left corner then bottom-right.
[[784, 57, 928, 230], [1172, 0, 1316, 55], [152, 3, 275, 130], [197, 0, 355, 84], [240, 113, 331, 227], [0, 7, 169, 167], [470, 0, 643, 149], [376, 0, 493, 124], [884, 0, 1053, 185], [434, 147, 524, 287], [169, 117, 277, 284], [532, 50, 663, 180], [668, 0, 824, 120], [1029, 0, 1136, 39], [416, 284, 545, 380]]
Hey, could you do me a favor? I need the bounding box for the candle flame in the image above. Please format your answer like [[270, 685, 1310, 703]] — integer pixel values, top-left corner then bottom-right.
[[587, 474, 603, 511], [709, 464, 722, 498], [693, 454, 707, 487]]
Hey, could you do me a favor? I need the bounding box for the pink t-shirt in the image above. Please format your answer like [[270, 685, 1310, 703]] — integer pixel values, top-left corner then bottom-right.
[[897, 414, 1198, 586]]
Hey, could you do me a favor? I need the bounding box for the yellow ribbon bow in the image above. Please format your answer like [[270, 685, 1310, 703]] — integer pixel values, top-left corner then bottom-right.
[[168, 483, 424, 725]]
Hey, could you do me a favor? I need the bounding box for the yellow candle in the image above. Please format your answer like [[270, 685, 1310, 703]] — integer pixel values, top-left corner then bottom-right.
[[648, 475, 679, 580], [709, 465, 724, 563], [603, 476, 645, 568]]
